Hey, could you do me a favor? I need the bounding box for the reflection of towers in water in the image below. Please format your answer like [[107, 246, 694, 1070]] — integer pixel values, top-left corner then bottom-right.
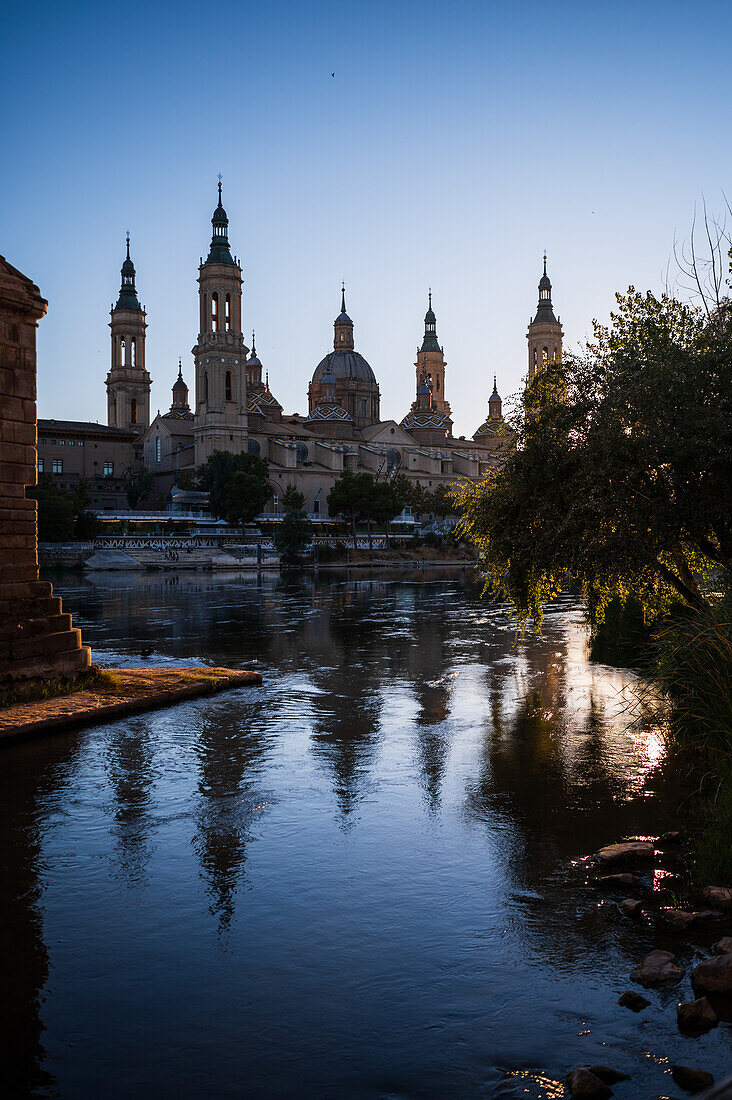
[[467, 610, 616, 885], [405, 591, 456, 811], [104, 717, 156, 884], [306, 580, 409, 821], [192, 702, 270, 932], [0, 734, 86, 1096]]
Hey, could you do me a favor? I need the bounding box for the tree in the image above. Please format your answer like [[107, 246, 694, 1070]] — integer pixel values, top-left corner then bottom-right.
[[223, 469, 272, 526], [273, 486, 311, 570], [196, 451, 270, 519], [327, 470, 376, 548], [28, 476, 101, 541], [457, 287, 732, 630], [427, 483, 458, 523], [370, 480, 406, 547], [122, 465, 153, 510]]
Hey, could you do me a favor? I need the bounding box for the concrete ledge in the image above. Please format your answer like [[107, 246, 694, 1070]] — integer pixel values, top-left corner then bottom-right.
[[0, 667, 262, 743]]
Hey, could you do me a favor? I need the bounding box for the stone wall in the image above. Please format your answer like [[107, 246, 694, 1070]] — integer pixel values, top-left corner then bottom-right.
[[0, 256, 91, 681]]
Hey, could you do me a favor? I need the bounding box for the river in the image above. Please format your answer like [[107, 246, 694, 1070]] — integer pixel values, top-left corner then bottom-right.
[[1, 569, 729, 1097]]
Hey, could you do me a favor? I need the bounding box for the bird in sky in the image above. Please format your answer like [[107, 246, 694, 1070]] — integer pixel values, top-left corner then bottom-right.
[[331, 72, 335, 77]]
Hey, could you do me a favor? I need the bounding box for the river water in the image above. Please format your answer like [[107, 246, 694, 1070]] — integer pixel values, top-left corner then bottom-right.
[[1, 569, 729, 1098]]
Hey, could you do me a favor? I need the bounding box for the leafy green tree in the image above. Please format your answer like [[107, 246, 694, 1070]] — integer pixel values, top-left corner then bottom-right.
[[122, 465, 153, 510], [196, 450, 270, 519], [273, 486, 311, 570], [28, 476, 75, 541], [223, 469, 272, 525], [371, 480, 406, 547], [427, 483, 459, 523], [457, 288, 732, 630], [327, 470, 377, 547], [392, 473, 429, 518]]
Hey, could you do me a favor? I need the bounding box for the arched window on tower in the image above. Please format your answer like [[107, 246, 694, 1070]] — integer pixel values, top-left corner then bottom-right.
[[225, 371, 232, 401], [120, 338, 127, 365], [211, 293, 219, 332], [130, 398, 137, 424], [203, 371, 209, 403], [225, 294, 231, 331], [130, 338, 136, 367], [553, 346, 558, 360], [542, 347, 549, 366], [436, 377, 440, 392], [533, 348, 538, 371]]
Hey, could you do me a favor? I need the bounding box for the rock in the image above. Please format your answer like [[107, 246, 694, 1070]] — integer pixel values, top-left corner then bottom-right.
[[702, 886, 732, 911], [619, 898, 643, 918], [595, 841, 655, 866], [588, 1065, 630, 1084], [618, 989, 650, 1011], [712, 936, 732, 955], [596, 873, 641, 890], [631, 949, 684, 986], [566, 1067, 612, 1098], [677, 996, 718, 1033], [671, 1065, 714, 1094], [693, 909, 726, 923], [660, 908, 697, 930], [691, 953, 732, 996]]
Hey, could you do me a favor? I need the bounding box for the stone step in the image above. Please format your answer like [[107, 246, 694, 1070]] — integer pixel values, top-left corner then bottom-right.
[[11, 628, 82, 661], [0, 614, 72, 639]]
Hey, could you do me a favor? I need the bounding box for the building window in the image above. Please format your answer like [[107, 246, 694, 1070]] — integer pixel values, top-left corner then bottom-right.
[[542, 346, 549, 365], [59, 438, 65, 446], [131, 338, 136, 366], [121, 337, 127, 364], [52, 459, 63, 474], [155, 437, 161, 463], [103, 461, 114, 477], [78, 440, 84, 447], [37, 458, 44, 473], [533, 349, 538, 370], [131, 398, 137, 424], [313, 498, 320, 515], [203, 371, 209, 402], [211, 293, 219, 332], [225, 370, 232, 401], [225, 294, 231, 331], [361, 399, 366, 417], [68, 439, 75, 446]]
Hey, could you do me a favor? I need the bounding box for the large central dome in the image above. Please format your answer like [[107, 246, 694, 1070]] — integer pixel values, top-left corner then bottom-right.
[[308, 288, 380, 428], [311, 349, 376, 385]]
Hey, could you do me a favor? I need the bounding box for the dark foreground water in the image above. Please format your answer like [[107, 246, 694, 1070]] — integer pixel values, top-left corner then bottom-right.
[[1, 569, 730, 1098]]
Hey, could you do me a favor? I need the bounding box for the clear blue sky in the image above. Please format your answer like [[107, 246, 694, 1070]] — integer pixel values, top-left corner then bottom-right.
[[2, 0, 730, 437]]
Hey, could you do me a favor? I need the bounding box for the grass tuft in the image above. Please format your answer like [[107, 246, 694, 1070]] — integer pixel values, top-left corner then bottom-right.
[[0, 667, 119, 710]]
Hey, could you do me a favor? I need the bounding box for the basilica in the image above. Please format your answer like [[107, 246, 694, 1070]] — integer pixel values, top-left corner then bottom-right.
[[37, 185, 563, 519]]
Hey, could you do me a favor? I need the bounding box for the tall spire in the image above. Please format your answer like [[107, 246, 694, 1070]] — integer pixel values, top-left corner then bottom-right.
[[341, 282, 346, 315], [421, 289, 440, 352], [205, 176, 235, 265], [115, 232, 141, 310], [534, 252, 556, 323]]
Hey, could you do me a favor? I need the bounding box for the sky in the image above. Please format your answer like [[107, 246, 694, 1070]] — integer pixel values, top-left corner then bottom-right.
[[2, 0, 731, 438]]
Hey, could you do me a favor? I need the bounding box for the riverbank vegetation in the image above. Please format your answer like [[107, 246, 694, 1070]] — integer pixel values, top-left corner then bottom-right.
[[458, 231, 732, 879]]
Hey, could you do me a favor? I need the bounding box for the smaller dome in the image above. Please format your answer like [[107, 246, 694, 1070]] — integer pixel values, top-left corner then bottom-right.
[[248, 349, 262, 368], [121, 256, 135, 276], [424, 307, 436, 324], [173, 374, 187, 392], [335, 309, 352, 325]]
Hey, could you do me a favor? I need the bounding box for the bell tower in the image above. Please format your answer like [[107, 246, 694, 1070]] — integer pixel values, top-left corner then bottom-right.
[[527, 254, 563, 384], [106, 235, 151, 433], [413, 291, 450, 417], [193, 180, 249, 465]]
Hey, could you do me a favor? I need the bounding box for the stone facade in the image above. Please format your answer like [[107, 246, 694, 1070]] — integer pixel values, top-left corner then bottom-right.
[[0, 257, 91, 681], [36, 419, 138, 511]]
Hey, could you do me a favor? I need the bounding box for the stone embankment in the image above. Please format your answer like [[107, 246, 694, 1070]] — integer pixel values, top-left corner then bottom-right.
[[0, 666, 262, 742]]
